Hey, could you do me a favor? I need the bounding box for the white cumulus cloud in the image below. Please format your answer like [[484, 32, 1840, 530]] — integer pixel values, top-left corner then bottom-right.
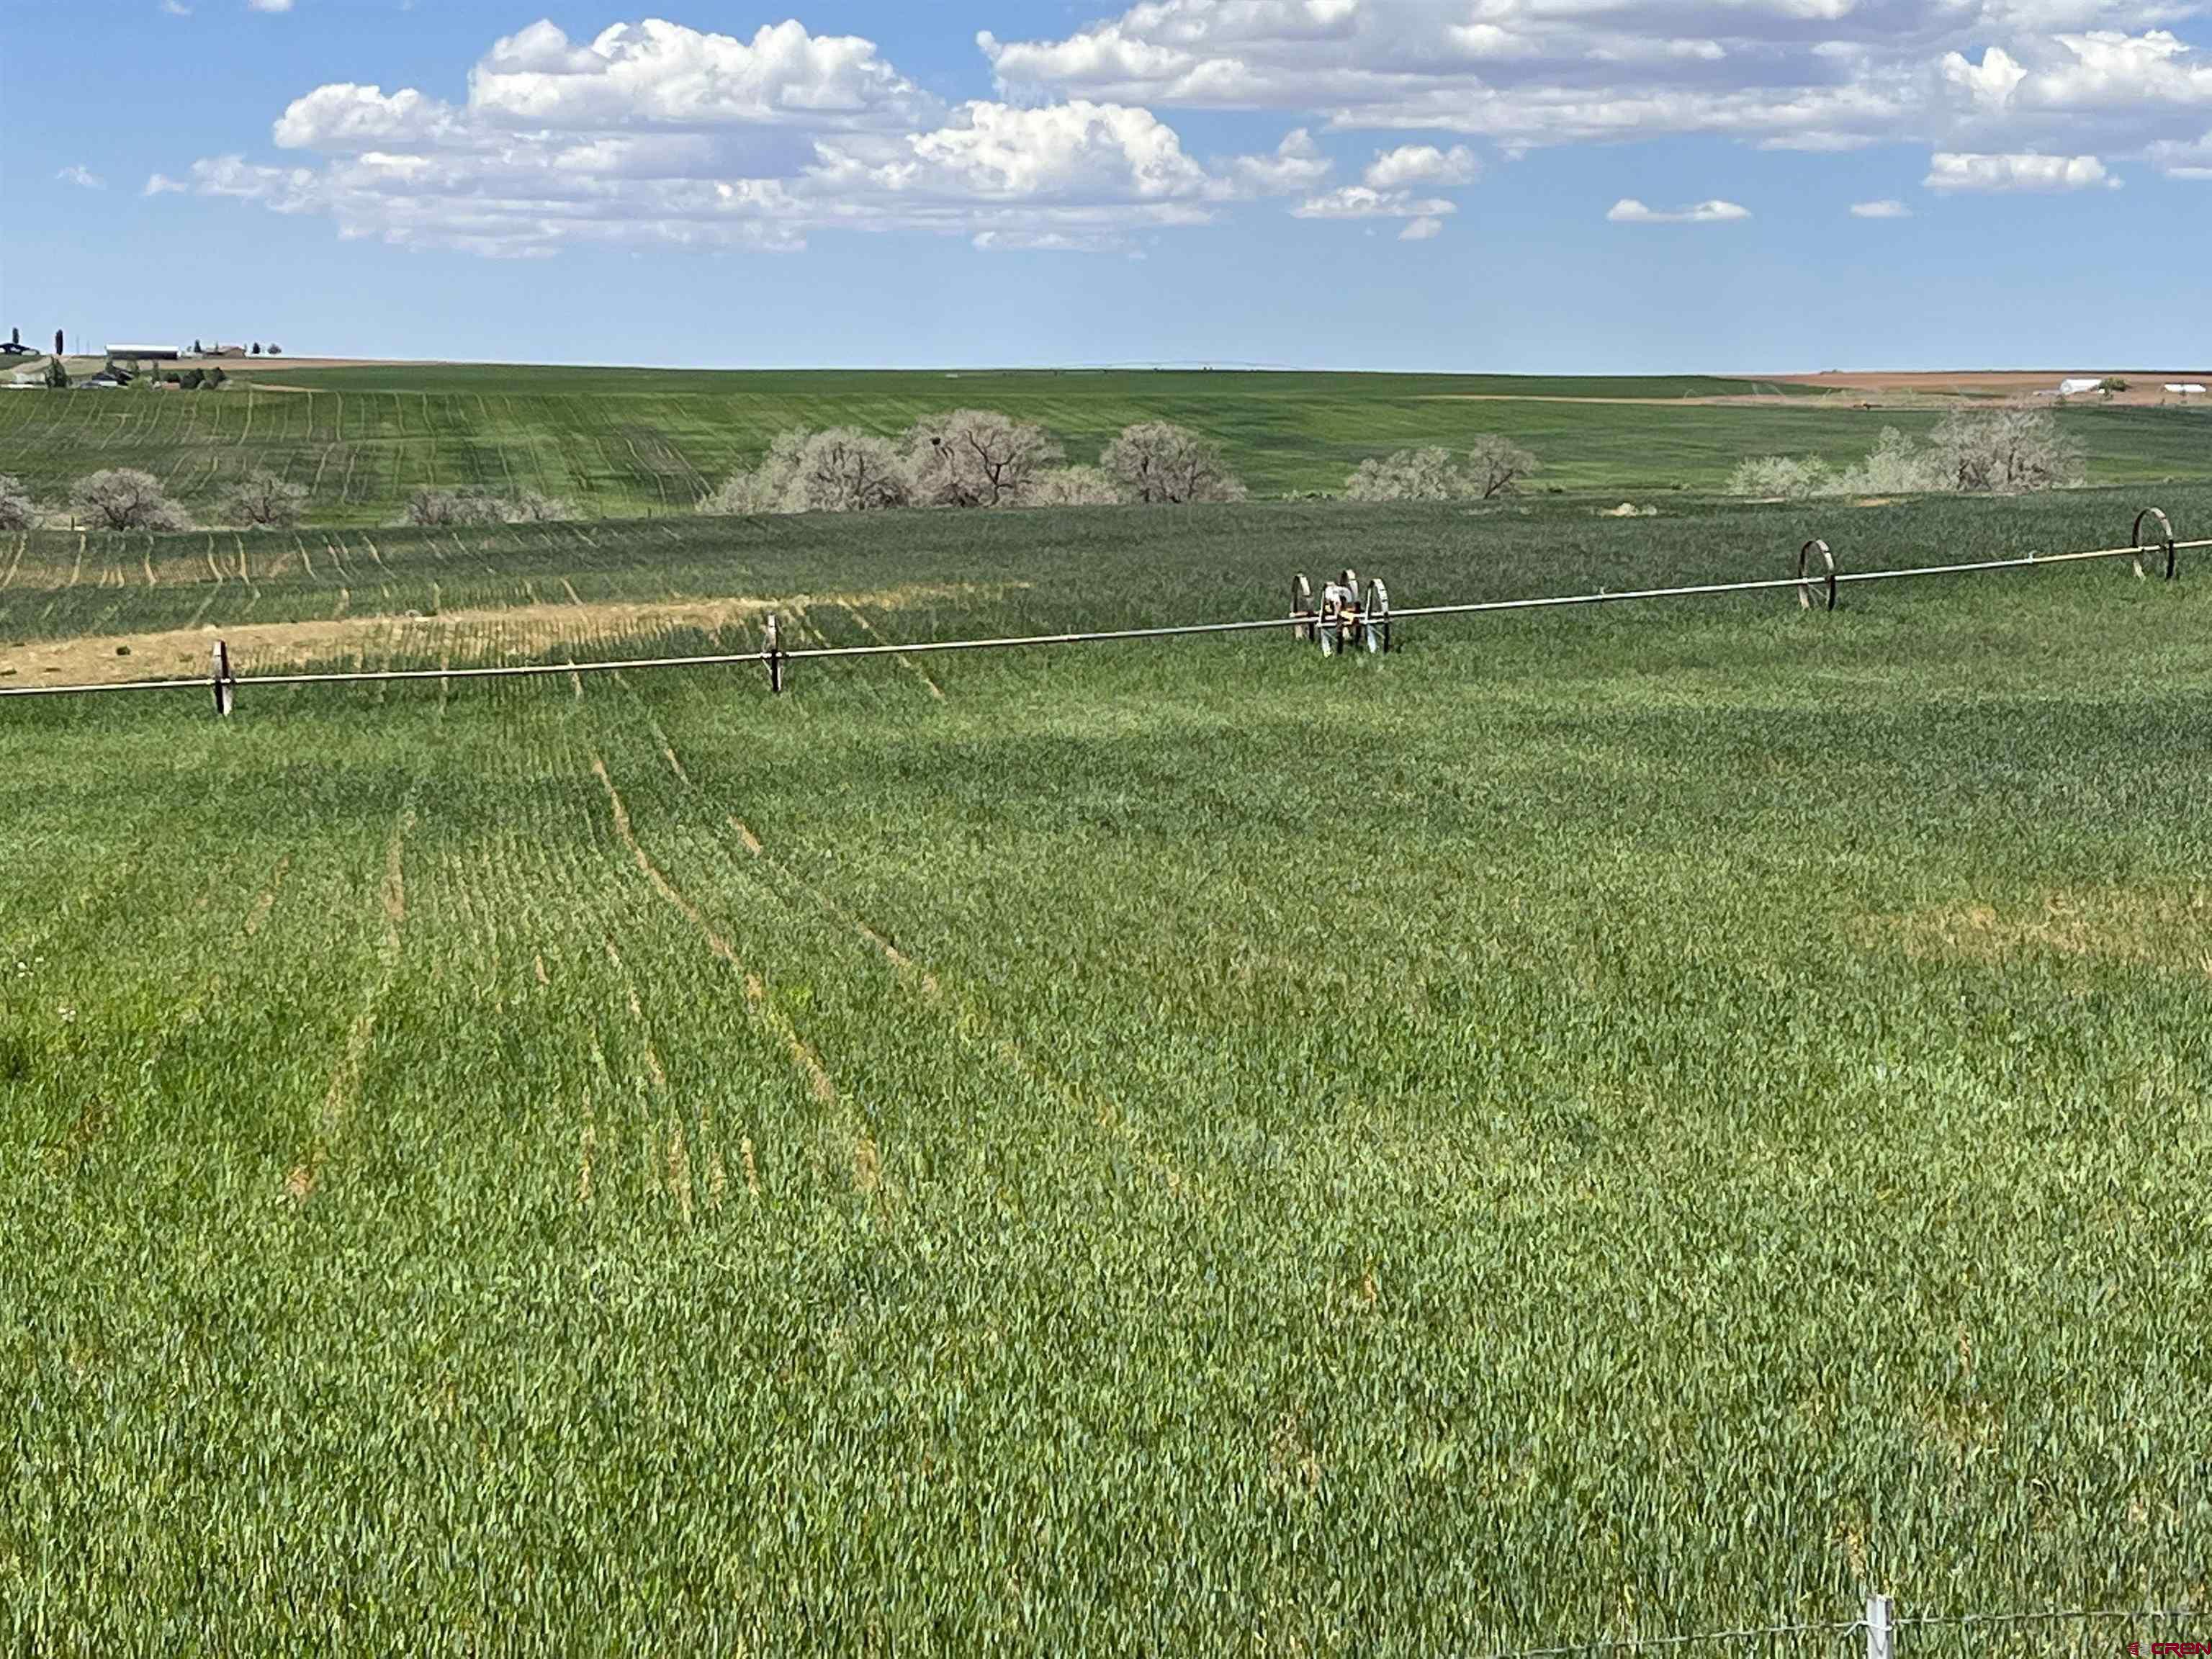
[[984, 0, 2212, 158], [1363, 143, 1478, 190], [1923, 150, 2118, 189], [58, 165, 107, 190], [1295, 185, 1455, 219], [150, 4, 2212, 258], [1607, 197, 1751, 222], [1849, 197, 1912, 216]]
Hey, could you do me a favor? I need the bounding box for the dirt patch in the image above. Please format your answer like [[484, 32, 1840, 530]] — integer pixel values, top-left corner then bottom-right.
[[1876, 888, 2212, 975], [1, 583, 1016, 688]]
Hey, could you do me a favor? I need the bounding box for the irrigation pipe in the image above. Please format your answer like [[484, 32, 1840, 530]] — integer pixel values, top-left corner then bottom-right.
[[0, 522, 2197, 707]]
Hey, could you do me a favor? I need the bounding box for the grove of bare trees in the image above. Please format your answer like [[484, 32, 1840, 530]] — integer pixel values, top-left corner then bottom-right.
[[1344, 436, 1541, 503], [402, 486, 572, 527], [700, 417, 1250, 516], [1730, 410, 2085, 499]]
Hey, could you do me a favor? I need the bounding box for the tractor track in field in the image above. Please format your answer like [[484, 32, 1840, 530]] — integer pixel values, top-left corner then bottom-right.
[[608, 696, 1190, 1200], [727, 804, 1190, 1195], [298, 799, 415, 1200], [601, 934, 726, 1217], [589, 750, 840, 1113], [837, 601, 946, 701]]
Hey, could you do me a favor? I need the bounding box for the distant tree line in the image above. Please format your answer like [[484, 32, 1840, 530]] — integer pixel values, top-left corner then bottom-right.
[[403, 487, 573, 527], [0, 467, 310, 533]]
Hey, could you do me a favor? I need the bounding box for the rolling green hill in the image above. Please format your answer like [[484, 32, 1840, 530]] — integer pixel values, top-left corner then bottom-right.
[[5, 364, 2207, 526]]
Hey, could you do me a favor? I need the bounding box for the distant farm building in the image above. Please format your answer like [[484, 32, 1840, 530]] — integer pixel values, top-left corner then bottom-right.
[[106, 344, 181, 377], [2164, 382, 2206, 397], [2056, 377, 2103, 396]]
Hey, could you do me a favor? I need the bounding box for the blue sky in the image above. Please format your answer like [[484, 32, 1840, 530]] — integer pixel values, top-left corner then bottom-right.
[[6, 0, 2211, 372]]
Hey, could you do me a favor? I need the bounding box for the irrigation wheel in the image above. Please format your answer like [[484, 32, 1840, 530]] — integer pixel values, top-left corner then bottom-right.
[[2133, 508, 2177, 581], [1291, 573, 1315, 641], [1798, 539, 1837, 613], [1362, 580, 1392, 655], [1318, 595, 1343, 657]]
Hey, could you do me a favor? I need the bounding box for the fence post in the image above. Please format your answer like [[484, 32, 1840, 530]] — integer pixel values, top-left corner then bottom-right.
[[1866, 1595, 1895, 1659], [212, 639, 234, 719]]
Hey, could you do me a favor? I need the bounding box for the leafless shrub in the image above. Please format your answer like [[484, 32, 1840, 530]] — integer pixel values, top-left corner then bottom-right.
[[403, 487, 511, 527], [1727, 456, 1834, 500], [1345, 447, 1470, 502], [70, 469, 192, 531], [905, 410, 1064, 507], [503, 488, 574, 523], [1832, 428, 1948, 495], [1028, 466, 1128, 506], [1100, 421, 1246, 505], [0, 475, 37, 532]]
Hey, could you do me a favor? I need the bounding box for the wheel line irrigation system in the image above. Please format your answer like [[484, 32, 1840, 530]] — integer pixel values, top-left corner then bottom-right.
[[0, 510, 2195, 716]]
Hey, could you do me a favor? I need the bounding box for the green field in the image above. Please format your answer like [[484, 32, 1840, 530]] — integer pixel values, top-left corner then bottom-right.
[[5, 364, 2210, 526], [4, 489, 2209, 1648]]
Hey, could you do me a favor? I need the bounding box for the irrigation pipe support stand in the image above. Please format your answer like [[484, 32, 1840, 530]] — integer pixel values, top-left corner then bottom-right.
[[212, 639, 235, 719], [1865, 1595, 1895, 1659], [764, 613, 787, 695]]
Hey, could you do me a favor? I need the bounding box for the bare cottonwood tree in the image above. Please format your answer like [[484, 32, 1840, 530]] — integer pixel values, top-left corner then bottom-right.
[[1100, 422, 1247, 505], [222, 469, 309, 529], [1927, 408, 2084, 493], [70, 469, 192, 531], [1464, 433, 1540, 498], [905, 410, 1064, 507]]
